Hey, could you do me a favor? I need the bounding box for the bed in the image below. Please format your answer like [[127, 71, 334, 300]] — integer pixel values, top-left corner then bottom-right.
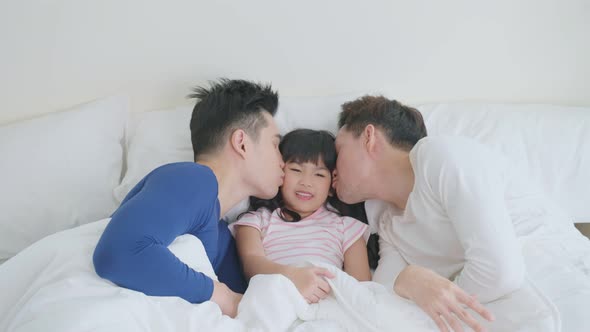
[[0, 94, 589, 331]]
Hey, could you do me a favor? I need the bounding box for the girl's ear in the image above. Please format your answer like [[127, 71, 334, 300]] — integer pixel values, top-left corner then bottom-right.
[[230, 129, 247, 158]]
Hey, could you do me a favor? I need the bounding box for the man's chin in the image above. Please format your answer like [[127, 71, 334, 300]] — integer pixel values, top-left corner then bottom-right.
[[336, 192, 359, 205], [259, 188, 280, 200]]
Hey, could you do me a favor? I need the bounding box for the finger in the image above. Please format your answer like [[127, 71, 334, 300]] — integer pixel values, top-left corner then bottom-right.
[[458, 292, 495, 322], [309, 294, 320, 304], [312, 286, 324, 296], [451, 303, 484, 332], [319, 288, 330, 299], [314, 287, 329, 300], [317, 278, 332, 294], [314, 268, 335, 279], [442, 312, 464, 332], [317, 282, 332, 296], [431, 312, 450, 332]]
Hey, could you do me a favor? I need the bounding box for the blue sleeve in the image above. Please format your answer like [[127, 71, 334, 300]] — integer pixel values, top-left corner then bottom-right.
[[93, 163, 220, 303], [213, 220, 248, 294]]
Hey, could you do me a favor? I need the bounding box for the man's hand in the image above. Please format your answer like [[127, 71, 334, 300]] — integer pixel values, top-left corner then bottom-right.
[[285, 266, 335, 303], [395, 265, 495, 332], [210, 281, 243, 318]]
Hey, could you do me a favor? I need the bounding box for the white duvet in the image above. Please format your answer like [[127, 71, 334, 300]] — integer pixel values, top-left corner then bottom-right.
[[0, 219, 586, 332]]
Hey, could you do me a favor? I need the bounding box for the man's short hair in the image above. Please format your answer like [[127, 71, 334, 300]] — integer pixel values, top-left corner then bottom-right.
[[338, 96, 427, 151], [188, 79, 279, 160]]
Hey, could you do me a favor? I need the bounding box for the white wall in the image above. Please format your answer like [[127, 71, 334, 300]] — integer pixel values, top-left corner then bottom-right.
[[1, 0, 589, 124]]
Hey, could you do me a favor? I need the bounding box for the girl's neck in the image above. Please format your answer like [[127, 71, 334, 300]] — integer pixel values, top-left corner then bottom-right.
[[281, 204, 324, 221]]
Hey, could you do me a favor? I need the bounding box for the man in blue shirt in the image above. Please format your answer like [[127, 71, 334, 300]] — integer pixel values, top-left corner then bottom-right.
[[93, 79, 285, 317]]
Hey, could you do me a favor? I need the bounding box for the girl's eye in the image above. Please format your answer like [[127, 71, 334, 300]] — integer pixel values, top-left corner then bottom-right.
[[290, 168, 301, 172], [315, 174, 326, 178]]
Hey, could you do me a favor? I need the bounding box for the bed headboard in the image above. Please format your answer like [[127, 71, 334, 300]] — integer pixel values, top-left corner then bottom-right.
[[1, 0, 589, 124]]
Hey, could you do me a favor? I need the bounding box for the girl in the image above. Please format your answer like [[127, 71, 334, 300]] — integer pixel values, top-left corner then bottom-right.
[[231, 129, 371, 304]]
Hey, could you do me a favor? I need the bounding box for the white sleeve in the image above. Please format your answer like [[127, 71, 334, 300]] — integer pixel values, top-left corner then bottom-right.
[[372, 220, 408, 293], [424, 139, 525, 303]]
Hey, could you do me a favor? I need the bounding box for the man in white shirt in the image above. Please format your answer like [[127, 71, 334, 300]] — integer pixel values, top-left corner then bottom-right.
[[332, 96, 520, 332]]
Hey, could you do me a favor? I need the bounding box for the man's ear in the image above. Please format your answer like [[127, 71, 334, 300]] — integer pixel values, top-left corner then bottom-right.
[[230, 129, 248, 159], [364, 124, 377, 154]]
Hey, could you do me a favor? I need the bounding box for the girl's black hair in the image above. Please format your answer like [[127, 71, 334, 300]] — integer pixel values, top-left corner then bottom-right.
[[241, 128, 380, 268]]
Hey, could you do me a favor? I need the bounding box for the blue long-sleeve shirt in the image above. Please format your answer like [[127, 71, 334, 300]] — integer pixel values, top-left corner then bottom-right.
[[93, 162, 246, 303]]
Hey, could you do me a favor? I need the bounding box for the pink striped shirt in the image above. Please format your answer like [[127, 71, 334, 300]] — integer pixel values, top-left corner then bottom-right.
[[230, 206, 369, 268]]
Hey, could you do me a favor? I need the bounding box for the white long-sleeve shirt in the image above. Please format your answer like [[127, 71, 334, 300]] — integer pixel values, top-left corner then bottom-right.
[[372, 136, 529, 303]]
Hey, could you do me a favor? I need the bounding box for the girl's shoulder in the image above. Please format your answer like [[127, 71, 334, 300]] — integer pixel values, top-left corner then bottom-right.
[[260, 207, 281, 218], [232, 207, 280, 233], [329, 209, 368, 230], [237, 207, 277, 222], [339, 215, 367, 229]]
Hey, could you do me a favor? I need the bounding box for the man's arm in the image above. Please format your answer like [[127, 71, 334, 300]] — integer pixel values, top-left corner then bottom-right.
[[94, 230, 215, 302], [395, 265, 494, 332], [433, 144, 525, 302], [392, 138, 522, 331], [372, 227, 408, 290], [375, 232, 494, 332], [376, 218, 494, 331], [93, 164, 229, 304]]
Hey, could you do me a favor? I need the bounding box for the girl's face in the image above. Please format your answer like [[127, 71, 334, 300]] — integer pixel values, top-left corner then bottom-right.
[[280, 159, 332, 219]]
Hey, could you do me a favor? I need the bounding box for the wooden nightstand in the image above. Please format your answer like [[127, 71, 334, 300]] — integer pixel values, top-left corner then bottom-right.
[[575, 223, 590, 239]]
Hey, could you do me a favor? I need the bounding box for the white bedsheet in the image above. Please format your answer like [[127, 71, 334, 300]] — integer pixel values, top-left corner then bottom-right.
[[0, 219, 428, 332], [0, 219, 588, 331]]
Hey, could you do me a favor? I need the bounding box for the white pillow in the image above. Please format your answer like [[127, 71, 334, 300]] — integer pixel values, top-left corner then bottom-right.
[[0, 96, 128, 261], [114, 105, 194, 203], [418, 103, 590, 222]]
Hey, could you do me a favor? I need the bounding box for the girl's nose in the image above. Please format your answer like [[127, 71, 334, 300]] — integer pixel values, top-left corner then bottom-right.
[[299, 178, 312, 187]]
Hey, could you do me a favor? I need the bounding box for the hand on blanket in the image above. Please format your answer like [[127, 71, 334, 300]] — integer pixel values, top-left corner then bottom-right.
[[286, 266, 335, 304], [395, 265, 494, 332], [210, 281, 243, 318]]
